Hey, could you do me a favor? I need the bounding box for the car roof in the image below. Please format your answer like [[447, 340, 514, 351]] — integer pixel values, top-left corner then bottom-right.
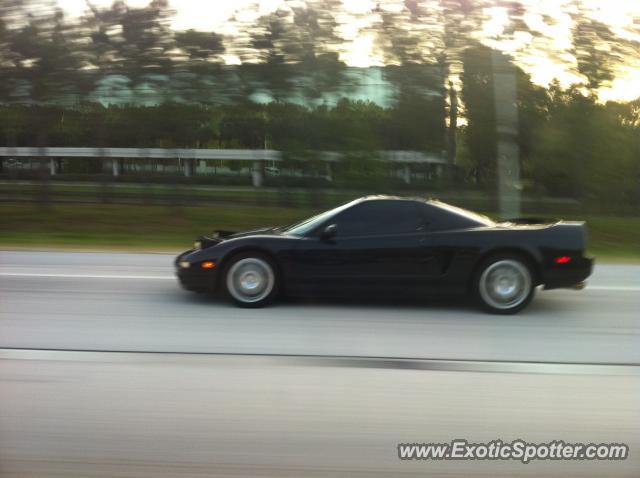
[[356, 195, 430, 204], [355, 196, 495, 226], [358, 195, 417, 201], [357, 195, 459, 207]]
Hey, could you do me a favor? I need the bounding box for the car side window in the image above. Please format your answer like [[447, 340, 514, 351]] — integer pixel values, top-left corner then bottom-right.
[[420, 203, 479, 232], [330, 201, 424, 237]]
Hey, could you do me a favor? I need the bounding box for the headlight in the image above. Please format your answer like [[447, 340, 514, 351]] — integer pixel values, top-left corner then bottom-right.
[[178, 261, 190, 268], [193, 240, 202, 250]]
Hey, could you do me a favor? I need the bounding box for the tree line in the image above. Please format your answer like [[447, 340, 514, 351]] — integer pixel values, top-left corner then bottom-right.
[[0, 1, 638, 211]]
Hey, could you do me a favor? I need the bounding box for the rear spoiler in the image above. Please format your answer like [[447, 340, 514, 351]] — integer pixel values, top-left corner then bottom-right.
[[195, 230, 236, 249], [213, 230, 237, 238]]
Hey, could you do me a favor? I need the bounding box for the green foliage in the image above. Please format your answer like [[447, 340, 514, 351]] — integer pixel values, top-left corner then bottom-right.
[[461, 45, 497, 186], [527, 86, 640, 211], [0, 98, 443, 152], [1, 0, 639, 214]]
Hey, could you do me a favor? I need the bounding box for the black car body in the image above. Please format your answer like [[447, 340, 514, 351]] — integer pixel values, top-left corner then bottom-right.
[[175, 196, 593, 313]]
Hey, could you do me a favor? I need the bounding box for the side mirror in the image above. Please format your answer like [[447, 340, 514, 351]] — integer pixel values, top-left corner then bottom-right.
[[320, 223, 337, 241]]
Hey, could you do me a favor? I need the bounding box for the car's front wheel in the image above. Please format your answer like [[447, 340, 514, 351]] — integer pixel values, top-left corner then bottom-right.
[[224, 253, 279, 308], [474, 255, 535, 314]]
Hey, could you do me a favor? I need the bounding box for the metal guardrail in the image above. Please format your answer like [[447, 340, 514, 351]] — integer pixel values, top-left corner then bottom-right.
[[0, 147, 447, 186], [0, 147, 281, 161]]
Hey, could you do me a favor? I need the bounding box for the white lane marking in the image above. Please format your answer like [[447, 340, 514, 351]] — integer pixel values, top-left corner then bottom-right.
[[587, 286, 640, 291], [0, 272, 638, 291], [0, 272, 174, 280], [0, 348, 638, 375]]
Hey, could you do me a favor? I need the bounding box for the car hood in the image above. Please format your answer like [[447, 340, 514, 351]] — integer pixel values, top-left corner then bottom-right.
[[195, 227, 282, 250], [223, 227, 281, 239]]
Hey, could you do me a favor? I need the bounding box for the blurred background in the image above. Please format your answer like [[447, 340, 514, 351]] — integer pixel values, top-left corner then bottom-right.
[[1, 2, 639, 477], [0, 0, 638, 258]]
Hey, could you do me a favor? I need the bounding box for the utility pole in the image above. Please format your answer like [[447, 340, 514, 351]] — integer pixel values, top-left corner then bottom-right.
[[447, 80, 458, 165], [491, 50, 521, 219]]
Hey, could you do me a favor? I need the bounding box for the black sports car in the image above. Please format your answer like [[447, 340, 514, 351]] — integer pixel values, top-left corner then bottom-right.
[[175, 196, 593, 314]]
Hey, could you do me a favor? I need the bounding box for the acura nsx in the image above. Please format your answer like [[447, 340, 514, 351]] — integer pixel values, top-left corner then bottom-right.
[[175, 196, 593, 314]]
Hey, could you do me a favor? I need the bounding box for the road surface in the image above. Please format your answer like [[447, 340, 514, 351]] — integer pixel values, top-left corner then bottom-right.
[[1, 251, 639, 363], [0, 251, 639, 477]]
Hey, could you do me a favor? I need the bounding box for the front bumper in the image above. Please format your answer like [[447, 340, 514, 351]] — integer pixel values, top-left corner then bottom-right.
[[175, 250, 218, 292]]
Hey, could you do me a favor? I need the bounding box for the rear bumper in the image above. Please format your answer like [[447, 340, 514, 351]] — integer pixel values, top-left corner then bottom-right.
[[543, 256, 594, 290]]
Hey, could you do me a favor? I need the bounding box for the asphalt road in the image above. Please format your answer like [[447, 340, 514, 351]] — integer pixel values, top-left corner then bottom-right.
[[1, 250, 639, 477], [1, 251, 639, 363], [1, 351, 638, 478]]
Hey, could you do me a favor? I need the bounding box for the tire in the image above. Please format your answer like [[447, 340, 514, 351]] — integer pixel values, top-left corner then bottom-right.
[[474, 254, 535, 314], [223, 252, 279, 308]]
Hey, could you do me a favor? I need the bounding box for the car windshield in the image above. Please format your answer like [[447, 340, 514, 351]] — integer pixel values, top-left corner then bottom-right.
[[283, 200, 357, 236]]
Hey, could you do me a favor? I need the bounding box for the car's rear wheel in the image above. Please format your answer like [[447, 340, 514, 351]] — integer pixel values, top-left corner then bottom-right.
[[474, 255, 534, 314], [224, 253, 278, 308]]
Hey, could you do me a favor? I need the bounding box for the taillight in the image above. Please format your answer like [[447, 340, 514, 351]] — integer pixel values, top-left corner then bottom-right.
[[555, 256, 571, 264]]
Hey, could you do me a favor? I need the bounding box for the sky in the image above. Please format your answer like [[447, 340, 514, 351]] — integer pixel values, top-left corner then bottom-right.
[[56, 0, 640, 103]]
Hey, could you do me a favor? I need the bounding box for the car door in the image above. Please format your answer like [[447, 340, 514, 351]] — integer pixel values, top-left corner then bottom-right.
[[413, 202, 484, 292], [290, 200, 432, 294]]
